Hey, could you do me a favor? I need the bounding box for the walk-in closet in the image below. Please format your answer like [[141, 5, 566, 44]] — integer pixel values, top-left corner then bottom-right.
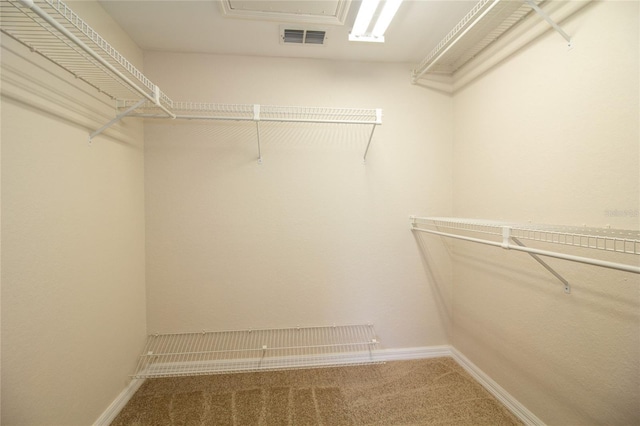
[[1, 0, 638, 424]]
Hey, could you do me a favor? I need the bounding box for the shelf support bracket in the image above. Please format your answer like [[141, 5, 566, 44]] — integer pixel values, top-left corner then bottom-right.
[[511, 237, 571, 294], [89, 98, 146, 143], [363, 109, 382, 164], [524, 0, 573, 47], [254, 104, 262, 165]]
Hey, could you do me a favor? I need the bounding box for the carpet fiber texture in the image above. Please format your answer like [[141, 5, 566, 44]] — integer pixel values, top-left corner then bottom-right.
[[112, 357, 523, 425]]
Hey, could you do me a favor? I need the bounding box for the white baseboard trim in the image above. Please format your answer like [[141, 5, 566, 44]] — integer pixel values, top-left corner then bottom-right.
[[372, 345, 453, 361], [450, 348, 545, 426], [93, 378, 145, 426]]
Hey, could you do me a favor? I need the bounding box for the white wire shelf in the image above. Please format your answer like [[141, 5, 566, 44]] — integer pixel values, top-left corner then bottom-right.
[[412, 0, 532, 80], [119, 100, 382, 163], [411, 217, 640, 277], [1, 0, 382, 156], [133, 324, 381, 379], [0, 0, 173, 114], [119, 100, 382, 125], [414, 217, 640, 254], [411, 0, 575, 83]]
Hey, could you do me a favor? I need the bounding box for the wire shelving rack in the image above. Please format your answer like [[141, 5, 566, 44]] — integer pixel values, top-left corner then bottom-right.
[[132, 324, 381, 379], [411, 217, 640, 293], [121, 101, 381, 124], [411, 0, 578, 83], [0, 0, 174, 114], [0, 0, 382, 160]]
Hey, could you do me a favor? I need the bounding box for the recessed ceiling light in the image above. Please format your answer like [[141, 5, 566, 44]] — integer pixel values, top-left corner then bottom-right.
[[349, 0, 403, 43]]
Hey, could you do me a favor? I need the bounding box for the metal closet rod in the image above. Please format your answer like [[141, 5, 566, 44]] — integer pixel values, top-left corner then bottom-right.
[[411, 223, 640, 275], [130, 114, 379, 125]]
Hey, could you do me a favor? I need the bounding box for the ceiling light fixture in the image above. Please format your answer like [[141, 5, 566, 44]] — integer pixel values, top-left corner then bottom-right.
[[349, 0, 403, 43]]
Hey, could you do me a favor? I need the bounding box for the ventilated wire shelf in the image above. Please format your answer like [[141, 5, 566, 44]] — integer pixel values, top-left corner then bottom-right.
[[0, 0, 173, 111], [259, 106, 380, 124], [412, 216, 640, 281], [1, 0, 381, 150], [413, 217, 640, 255], [133, 324, 381, 379], [118, 101, 382, 125], [412, 0, 539, 79], [118, 100, 256, 120]]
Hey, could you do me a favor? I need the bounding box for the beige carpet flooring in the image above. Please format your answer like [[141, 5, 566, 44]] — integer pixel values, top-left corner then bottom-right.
[[112, 357, 523, 425]]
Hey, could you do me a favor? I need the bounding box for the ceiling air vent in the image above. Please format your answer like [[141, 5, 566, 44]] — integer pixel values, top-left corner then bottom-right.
[[304, 30, 326, 45], [281, 28, 327, 45], [283, 29, 305, 44]]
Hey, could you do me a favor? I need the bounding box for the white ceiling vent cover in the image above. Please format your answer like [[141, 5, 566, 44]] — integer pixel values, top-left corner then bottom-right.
[[281, 28, 327, 45], [220, 0, 351, 26]]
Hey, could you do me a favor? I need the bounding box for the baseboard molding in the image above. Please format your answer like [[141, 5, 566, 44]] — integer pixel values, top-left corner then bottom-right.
[[93, 378, 145, 426], [372, 345, 453, 361], [450, 348, 545, 426]]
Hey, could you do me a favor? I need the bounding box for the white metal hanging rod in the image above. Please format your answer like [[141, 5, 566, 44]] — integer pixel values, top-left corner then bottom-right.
[[411, 218, 640, 275], [126, 114, 254, 121], [127, 114, 379, 125]]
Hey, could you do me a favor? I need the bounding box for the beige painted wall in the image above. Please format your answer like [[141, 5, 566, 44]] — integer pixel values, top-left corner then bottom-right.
[[142, 53, 454, 349], [1, 2, 147, 424], [447, 1, 639, 424], [3, 1, 636, 424]]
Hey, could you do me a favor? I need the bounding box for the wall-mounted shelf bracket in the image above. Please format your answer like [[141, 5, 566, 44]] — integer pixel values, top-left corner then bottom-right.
[[253, 104, 263, 164], [511, 236, 571, 294], [502, 227, 570, 293], [524, 0, 573, 47], [363, 109, 383, 164], [89, 98, 146, 142]]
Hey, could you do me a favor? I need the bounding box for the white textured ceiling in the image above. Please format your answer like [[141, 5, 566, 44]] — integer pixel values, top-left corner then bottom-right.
[[97, 0, 477, 64]]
